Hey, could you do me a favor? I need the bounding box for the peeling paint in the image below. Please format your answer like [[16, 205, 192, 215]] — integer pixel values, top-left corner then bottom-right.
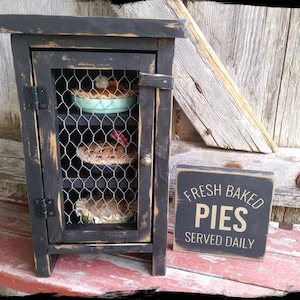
[[165, 22, 184, 30], [198, 254, 226, 263], [16, 262, 31, 269], [61, 54, 70, 61], [57, 192, 62, 225], [32, 42, 60, 48], [141, 211, 149, 230], [268, 237, 296, 248], [106, 33, 138, 38], [153, 198, 159, 218], [0, 28, 22, 34], [149, 59, 155, 74], [49, 131, 58, 169]]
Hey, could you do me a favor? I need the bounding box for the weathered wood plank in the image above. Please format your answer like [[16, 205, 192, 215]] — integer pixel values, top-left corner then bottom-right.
[[0, 0, 114, 129], [167, 209, 300, 294], [187, 2, 293, 147], [110, 0, 277, 153], [271, 206, 300, 224], [1, 200, 300, 297], [0, 160, 24, 196], [273, 9, 300, 147], [172, 111, 300, 225], [0, 15, 187, 38], [169, 140, 300, 211], [0, 200, 31, 236], [1, 0, 299, 150], [0, 128, 27, 200], [0, 34, 20, 128], [74, 0, 116, 17], [151, 38, 175, 276], [0, 0, 80, 129], [0, 232, 283, 298], [1, 134, 299, 219]]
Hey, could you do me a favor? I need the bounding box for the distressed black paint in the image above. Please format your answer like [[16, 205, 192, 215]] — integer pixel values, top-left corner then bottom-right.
[[174, 165, 274, 259], [2, 15, 186, 277]]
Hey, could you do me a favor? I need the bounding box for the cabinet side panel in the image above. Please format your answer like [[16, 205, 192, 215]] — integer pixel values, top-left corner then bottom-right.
[[152, 39, 175, 275], [11, 35, 57, 277]]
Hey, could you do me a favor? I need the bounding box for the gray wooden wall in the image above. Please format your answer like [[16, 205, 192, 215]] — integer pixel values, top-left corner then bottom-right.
[[0, 0, 299, 148], [0, 0, 115, 129], [187, 1, 300, 148]]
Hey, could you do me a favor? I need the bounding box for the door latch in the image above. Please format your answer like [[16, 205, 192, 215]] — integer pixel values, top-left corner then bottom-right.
[[139, 72, 174, 89]]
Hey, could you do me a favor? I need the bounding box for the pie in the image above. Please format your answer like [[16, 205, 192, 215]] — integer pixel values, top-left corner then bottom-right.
[[72, 76, 135, 99], [76, 141, 137, 165], [76, 193, 136, 224]]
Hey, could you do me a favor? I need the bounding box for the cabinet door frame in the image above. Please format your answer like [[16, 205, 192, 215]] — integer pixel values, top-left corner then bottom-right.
[[31, 50, 156, 244]]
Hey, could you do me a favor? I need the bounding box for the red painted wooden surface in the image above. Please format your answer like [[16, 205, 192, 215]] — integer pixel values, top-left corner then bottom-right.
[[0, 199, 299, 297]]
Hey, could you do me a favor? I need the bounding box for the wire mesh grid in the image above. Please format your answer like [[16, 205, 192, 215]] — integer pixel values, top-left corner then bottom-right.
[[55, 69, 139, 226]]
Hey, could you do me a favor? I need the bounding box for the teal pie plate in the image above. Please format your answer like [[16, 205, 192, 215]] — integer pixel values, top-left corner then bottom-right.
[[71, 95, 137, 114]]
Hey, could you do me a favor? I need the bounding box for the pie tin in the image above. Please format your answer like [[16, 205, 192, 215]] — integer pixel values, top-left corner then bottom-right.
[[71, 95, 137, 114]]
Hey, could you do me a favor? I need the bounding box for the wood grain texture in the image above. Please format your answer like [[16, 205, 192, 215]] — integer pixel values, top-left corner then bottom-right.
[[187, 1, 299, 148], [110, 0, 276, 153], [0, 0, 76, 129], [274, 9, 300, 147], [1, 132, 299, 222], [0, 15, 187, 38], [0, 0, 299, 148], [0, 0, 298, 223], [0, 34, 20, 128], [271, 206, 300, 224], [169, 140, 300, 210], [0, 0, 113, 129], [7, 25, 178, 274], [0, 128, 27, 200], [1, 200, 299, 297]]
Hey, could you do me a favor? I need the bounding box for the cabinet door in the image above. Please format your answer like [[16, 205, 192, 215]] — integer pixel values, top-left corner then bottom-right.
[[32, 51, 156, 243]]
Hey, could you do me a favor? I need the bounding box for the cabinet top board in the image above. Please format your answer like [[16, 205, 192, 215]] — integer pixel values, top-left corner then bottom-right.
[[0, 15, 187, 38]]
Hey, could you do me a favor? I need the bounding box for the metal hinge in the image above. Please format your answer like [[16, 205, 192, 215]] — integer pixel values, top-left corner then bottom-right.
[[23, 86, 48, 110], [34, 199, 55, 218], [139, 72, 174, 90]]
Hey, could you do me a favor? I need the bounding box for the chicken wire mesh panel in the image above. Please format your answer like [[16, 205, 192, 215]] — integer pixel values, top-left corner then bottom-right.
[[55, 69, 139, 227]]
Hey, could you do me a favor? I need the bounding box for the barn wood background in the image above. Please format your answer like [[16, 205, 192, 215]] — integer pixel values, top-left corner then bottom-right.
[[0, 0, 299, 224]]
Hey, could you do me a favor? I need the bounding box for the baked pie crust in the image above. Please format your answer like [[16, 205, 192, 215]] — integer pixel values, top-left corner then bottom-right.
[[72, 80, 135, 99], [76, 141, 137, 165], [76, 194, 136, 224]]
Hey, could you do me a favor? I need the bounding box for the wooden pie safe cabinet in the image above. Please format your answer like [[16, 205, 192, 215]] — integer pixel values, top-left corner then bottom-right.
[[0, 15, 187, 276]]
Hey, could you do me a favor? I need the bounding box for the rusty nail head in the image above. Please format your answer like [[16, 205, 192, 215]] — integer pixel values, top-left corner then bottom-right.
[[224, 162, 242, 169]]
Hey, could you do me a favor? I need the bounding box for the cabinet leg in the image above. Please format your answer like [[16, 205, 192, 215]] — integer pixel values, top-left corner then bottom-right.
[[152, 208, 167, 276], [35, 253, 58, 277], [151, 252, 166, 276]]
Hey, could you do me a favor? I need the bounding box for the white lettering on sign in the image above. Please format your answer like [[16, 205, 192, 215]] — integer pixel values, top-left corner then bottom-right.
[[183, 184, 265, 210], [184, 184, 222, 202], [225, 185, 264, 209], [194, 204, 248, 232], [184, 231, 256, 249], [175, 169, 274, 258], [225, 236, 255, 249], [184, 232, 223, 245]]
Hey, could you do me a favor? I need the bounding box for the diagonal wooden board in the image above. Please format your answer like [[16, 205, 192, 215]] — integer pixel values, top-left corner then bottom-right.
[[110, 0, 277, 153]]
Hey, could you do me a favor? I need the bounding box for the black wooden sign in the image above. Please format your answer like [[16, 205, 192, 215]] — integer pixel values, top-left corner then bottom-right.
[[174, 165, 275, 259]]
